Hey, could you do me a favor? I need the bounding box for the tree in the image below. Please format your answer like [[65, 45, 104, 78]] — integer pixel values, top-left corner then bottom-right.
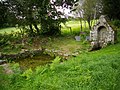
[[4, 0, 67, 36], [6, 0, 43, 36], [73, 0, 102, 30], [82, 0, 99, 30], [101, 0, 120, 20], [72, 0, 84, 32], [0, 1, 9, 28]]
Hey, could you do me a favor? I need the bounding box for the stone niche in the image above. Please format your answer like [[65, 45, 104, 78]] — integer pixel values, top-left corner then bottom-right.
[[90, 15, 116, 50]]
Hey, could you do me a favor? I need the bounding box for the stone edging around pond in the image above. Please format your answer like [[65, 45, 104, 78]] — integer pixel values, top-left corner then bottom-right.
[[0, 48, 80, 63], [44, 48, 79, 59], [0, 49, 43, 61]]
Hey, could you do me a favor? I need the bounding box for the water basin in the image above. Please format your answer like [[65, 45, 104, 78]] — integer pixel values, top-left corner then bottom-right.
[[15, 54, 53, 70]]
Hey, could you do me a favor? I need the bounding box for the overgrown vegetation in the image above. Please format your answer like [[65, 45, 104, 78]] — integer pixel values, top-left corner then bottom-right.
[[0, 40, 120, 90], [0, 24, 120, 90], [0, 20, 90, 55], [0, 0, 120, 89]]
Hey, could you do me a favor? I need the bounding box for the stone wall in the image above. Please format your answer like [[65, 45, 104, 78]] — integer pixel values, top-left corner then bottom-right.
[[0, 49, 43, 61]]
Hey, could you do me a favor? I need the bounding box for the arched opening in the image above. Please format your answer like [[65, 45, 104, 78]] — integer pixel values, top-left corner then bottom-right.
[[98, 26, 107, 47]]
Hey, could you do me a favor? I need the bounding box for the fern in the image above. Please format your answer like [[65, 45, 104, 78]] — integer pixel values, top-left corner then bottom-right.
[[50, 56, 61, 70]]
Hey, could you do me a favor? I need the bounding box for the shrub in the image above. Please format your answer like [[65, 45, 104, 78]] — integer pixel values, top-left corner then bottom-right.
[[112, 20, 120, 28]]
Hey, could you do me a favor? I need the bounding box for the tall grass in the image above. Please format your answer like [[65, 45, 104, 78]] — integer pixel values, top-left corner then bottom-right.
[[0, 42, 120, 90], [0, 20, 120, 90]]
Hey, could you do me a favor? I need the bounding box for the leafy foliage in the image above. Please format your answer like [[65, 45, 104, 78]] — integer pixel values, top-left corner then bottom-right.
[[0, 1, 9, 28], [50, 56, 61, 70], [1, 0, 68, 36], [0, 33, 14, 47], [21, 68, 33, 80], [112, 20, 120, 28], [101, 0, 120, 20]]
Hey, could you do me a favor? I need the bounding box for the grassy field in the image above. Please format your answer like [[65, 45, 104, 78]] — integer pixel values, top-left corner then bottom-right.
[[61, 20, 90, 35], [0, 20, 89, 35]]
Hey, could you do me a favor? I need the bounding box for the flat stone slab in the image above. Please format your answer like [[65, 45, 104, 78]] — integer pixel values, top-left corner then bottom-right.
[[75, 36, 81, 41]]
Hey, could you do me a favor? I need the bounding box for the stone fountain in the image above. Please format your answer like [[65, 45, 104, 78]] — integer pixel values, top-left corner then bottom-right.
[[90, 15, 116, 50]]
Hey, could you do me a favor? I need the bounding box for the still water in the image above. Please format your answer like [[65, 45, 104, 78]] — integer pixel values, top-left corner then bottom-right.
[[16, 54, 53, 70]]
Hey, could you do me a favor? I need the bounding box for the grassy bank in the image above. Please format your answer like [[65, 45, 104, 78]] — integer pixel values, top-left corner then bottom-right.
[[0, 42, 120, 90], [0, 21, 120, 90]]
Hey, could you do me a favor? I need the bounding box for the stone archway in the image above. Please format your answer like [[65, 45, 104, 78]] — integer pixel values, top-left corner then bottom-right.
[[98, 26, 107, 47]]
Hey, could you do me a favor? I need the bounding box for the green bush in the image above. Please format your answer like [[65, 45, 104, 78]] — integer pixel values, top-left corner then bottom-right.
[[112, 20, 120, 28]]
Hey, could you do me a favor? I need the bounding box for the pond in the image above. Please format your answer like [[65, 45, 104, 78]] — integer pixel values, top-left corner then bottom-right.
[[15, 54, 54, 70]]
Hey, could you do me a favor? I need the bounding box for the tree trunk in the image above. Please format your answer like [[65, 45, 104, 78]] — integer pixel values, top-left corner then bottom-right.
[[29, 24, 34, 36], [87, 17, 91, 30], [87, 21, 91, 30], [78, 12, 83, 32], [33, 24, 40, 35], [91, 20, 93, 28], [79, 18, 83, 32], [84, 20, 86, 28]]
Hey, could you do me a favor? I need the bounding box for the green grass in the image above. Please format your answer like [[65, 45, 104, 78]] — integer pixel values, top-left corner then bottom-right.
[[42, 36, 89, 57], [0, 42, 120, 90], [61, 20, 90, 35], [0, 20, 89, 35], [0, 27, 20, 34], [0, 21, 120, 90]]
